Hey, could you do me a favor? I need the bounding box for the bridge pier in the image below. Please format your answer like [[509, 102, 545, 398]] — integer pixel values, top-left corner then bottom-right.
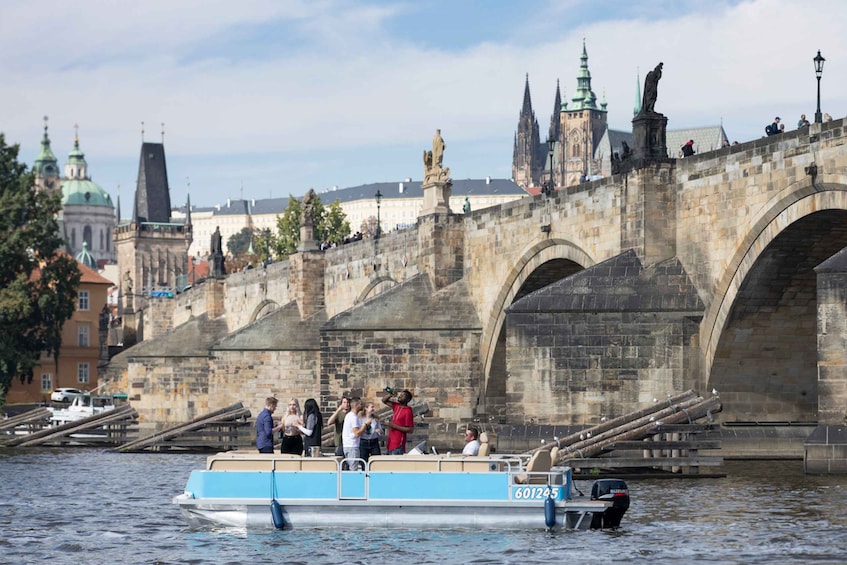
[[806, 248, 847, 473]]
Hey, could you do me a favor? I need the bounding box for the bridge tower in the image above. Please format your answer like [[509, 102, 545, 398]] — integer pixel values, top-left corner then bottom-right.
[[114, 140, 192, 345]]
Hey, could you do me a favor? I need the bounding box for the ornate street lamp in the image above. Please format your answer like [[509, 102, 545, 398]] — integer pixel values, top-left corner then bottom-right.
[[547, 135, 556, 194], [814, 50, 826, 124], [375, 189, 383, 239]]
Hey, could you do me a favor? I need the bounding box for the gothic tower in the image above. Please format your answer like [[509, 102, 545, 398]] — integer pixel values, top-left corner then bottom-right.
[[114, 140, 193, 339], [511, 74, 543, 188], [558, 41, 608, 187]]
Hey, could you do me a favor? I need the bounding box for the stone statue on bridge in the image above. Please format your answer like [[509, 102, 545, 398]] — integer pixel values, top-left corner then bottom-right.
[[210, 226, 226, 277], [641, 62, 663, 114], [423, 129, 450, 186], [301, 188, 316, 228]]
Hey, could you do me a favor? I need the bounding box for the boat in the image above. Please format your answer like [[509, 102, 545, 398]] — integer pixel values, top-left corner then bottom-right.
[[49, 393, 116, 426], [172, 450, 630, 530]]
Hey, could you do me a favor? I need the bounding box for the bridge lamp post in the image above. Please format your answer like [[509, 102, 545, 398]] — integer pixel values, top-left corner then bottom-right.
[[375, 189, 382, 239], [814, 50, 825, 124], [546, 134, 555, 195]]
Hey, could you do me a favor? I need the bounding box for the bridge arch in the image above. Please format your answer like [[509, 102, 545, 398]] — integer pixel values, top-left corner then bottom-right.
[[703, 178, 847, 421], [249, 299, 280, 323], [480, 239, 594, 416], [354, 276, 398, 305]]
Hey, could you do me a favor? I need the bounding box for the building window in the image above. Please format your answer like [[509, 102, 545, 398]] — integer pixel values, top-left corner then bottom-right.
[[77, 363, 90, 384], [78, 324, 89, 347], [78, 290, 90, 311], [41, 373, 52, 392]]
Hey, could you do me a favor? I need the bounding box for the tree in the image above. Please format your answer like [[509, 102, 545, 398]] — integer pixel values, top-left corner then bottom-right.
[[274, 193, 351, 255], [274, 196, 301, 256], [227, 227, 253, 257], [0, 134, 81, 397], [360, 216, 379, 238], [319, 199, 351, 245]]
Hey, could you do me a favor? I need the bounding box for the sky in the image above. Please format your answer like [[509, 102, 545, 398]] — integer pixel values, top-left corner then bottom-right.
[[3, 0, 846, 209]]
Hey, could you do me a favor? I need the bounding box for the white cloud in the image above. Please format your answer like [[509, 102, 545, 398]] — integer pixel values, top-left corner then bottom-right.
[[3, 0, 846, 205]]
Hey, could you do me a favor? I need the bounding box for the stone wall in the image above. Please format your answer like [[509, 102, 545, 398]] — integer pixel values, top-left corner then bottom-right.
[[505, 252, 703, 424]]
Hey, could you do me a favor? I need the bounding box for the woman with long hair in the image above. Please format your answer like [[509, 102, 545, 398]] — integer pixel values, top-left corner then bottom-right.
[[299, 398, 324, 456], [280, 398, 304, 455]]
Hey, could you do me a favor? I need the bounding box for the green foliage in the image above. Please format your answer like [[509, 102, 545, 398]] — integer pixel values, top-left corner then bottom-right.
[[319, 199, 351, 245], [227, 227, 253, 256], [0, 133, 81, 395], [254, 228, 274, 261], [274, 193, 351, 256], [274, 196, 301, 256]]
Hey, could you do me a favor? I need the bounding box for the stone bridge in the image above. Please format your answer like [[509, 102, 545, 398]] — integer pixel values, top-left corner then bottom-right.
[[108, 119, 847, 468]]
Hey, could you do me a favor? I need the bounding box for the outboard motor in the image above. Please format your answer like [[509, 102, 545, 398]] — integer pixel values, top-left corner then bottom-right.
[[589, 478, 629, 529]]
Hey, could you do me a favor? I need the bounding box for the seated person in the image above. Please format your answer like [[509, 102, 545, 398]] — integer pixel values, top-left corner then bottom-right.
[[462, 427, 480, 456]]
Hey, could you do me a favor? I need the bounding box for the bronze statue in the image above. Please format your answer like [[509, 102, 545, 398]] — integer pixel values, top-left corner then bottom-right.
[[642, 62, 663, 114], [211, 226, 222, 255]]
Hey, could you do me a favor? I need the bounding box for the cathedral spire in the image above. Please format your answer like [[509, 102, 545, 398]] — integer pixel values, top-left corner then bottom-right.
[[512, 74, 542, 188], [549, 79, 562, 141], [570, 39, 599, 111], [633, 68, 642, 117], [521, 73, 533, 117]]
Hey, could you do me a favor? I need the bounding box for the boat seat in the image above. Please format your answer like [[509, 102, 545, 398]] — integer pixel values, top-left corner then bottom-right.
[[478, 432, 491, 456], [549, 446, 559, 465], [207, 454, 339, 472], [513, 450, 552, 484]]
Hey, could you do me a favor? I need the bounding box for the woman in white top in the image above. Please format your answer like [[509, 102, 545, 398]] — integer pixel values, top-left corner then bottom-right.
[[280, 398, 304, 455]]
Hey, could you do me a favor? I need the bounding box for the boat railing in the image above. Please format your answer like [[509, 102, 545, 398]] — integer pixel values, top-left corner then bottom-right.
[[205, 452, 529, 474]]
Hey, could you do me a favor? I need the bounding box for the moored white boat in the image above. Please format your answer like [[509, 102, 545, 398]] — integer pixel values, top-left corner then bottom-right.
[[49, 393, 116, 427], [172, 451, 630, 530]]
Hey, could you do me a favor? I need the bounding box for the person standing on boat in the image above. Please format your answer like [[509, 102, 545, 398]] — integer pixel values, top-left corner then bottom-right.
[[280, 398, 304, 455], [462, 427, 480, 456], [256, 397, 284, 454], [298, 398, 323, 456], [359, 402, 383, 463], [342, 399, 368, 470], [382, 389, 414, 455], [327, 396, 351, 456]]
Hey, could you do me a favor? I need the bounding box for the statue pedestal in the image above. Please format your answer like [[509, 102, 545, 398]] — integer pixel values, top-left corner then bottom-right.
[[632, 112, 669, 162], [421, 180, 453, 216], [298, 224, 317, 252]]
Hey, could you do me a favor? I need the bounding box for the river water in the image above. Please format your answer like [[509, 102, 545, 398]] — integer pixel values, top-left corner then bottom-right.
[[1, 448, 845, 564]]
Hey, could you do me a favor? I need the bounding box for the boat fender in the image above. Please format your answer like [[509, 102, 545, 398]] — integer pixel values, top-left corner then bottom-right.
[[271, 499, 285, 530], [544, 493, 556, 529]]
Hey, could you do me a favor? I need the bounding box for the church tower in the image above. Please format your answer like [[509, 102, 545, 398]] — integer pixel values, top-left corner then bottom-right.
[[61, 126, 116, 263], [558, 41, 608, 187], [511, 75, 543, 188], [33, 117, 60, 193]]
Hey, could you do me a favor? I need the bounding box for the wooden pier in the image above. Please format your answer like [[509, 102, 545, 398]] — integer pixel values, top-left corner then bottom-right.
[[0, 405, 137, 448], [116, 402, 252, 453], [525, 390, 724, 477]]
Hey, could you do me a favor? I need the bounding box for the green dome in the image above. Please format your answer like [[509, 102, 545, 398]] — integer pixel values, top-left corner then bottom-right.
[[75, 241, 97, 269], [62, 178, 114, 207]]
